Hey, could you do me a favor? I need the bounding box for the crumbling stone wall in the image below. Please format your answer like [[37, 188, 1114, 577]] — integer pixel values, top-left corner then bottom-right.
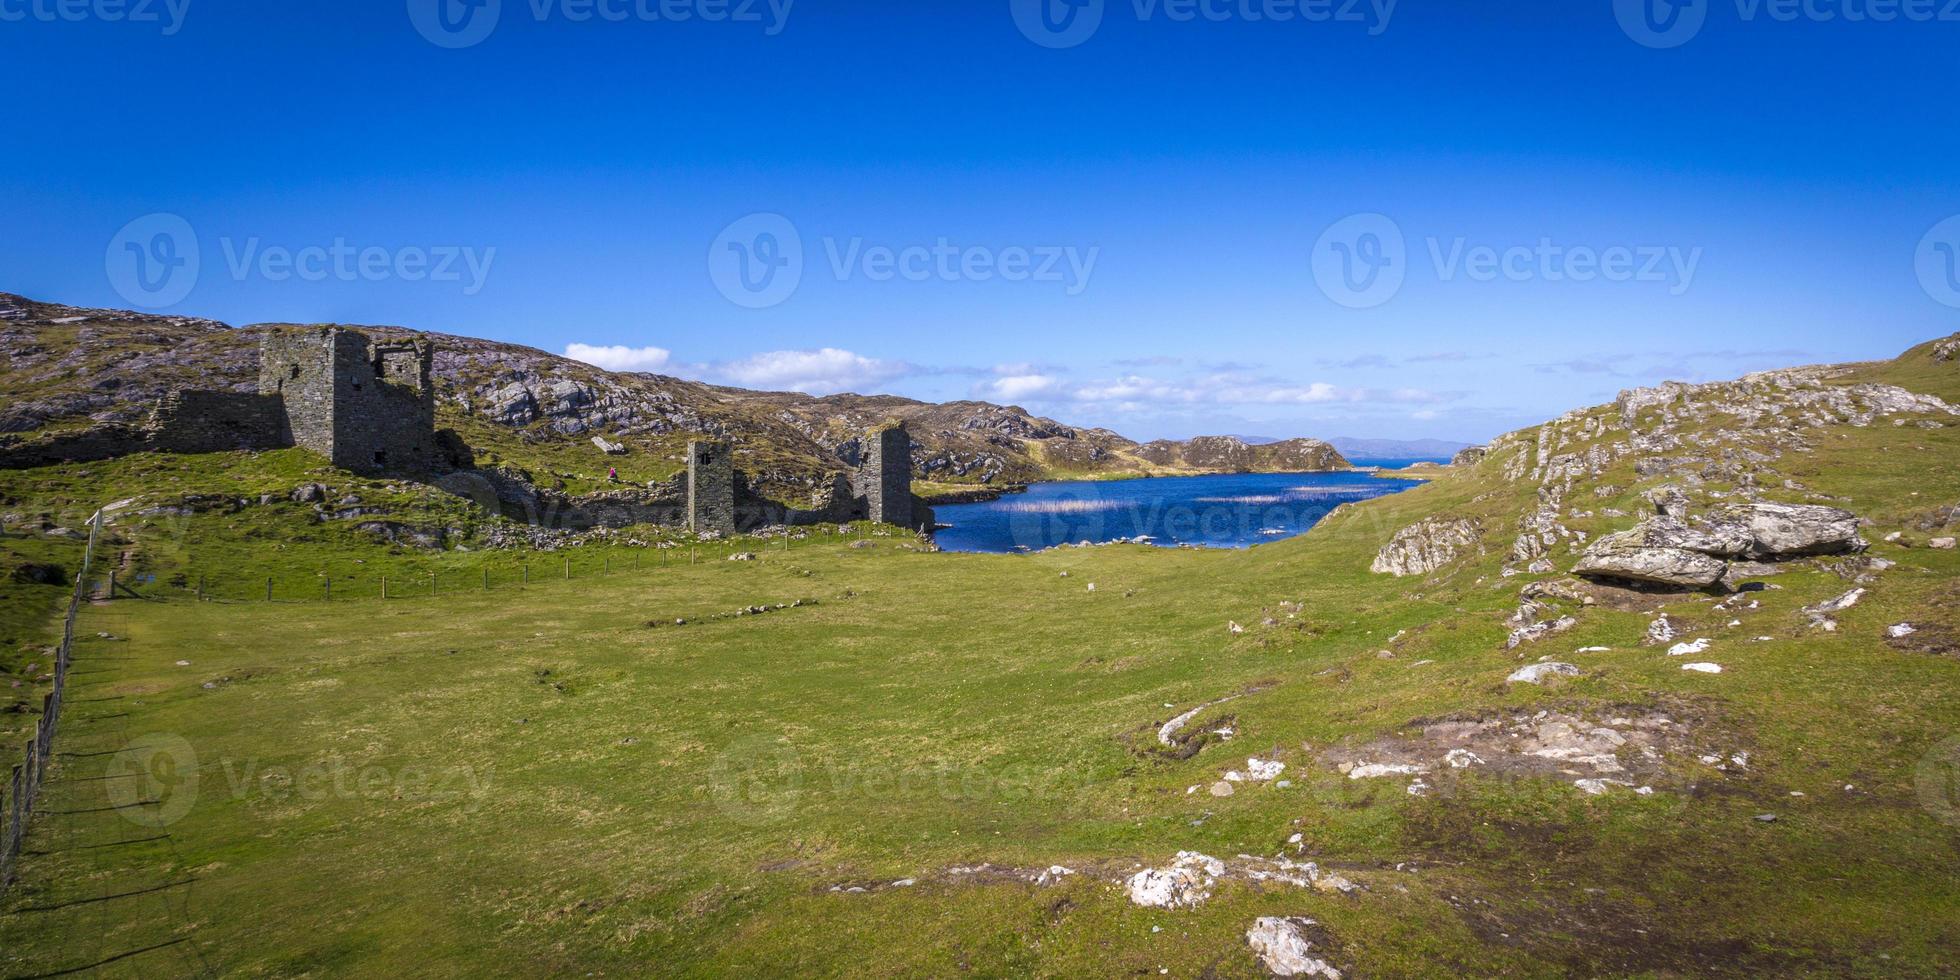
[[144, 390, 289, 454], [686, 439, 735, 534]]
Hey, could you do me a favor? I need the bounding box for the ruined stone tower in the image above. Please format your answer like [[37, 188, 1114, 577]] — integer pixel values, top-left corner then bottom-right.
[[257, 327, 437, 475], [686, 439, 735, 535], [854, 423, 915, 529]]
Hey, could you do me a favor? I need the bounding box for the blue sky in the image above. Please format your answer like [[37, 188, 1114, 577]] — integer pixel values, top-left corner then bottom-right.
[[3, 0, 1957, 442]]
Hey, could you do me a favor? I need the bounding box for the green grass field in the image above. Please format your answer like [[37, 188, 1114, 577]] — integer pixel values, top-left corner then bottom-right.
[[2, 347, 1958, 977]]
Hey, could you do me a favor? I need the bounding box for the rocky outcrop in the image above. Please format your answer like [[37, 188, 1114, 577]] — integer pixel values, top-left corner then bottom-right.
[[1371, 517, 1483, 576], [1136, 435, 1347, 473], [1575, 496, 1864, 590], [1451, 445, 1488, 467]]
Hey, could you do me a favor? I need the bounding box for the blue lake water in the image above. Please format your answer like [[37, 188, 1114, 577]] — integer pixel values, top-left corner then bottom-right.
[[931, 471, 1423, 553]]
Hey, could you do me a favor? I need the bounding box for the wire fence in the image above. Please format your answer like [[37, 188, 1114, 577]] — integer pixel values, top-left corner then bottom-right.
[[1, 508, 99, 891]]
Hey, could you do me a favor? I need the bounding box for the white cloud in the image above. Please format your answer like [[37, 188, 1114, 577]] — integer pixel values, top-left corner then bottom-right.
[[564, 343, 673, 373], [713, 347, 914, 395], [982, 374, 1064, 400]]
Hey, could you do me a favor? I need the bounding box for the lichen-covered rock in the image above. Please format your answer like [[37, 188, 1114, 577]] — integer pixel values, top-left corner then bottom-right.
[[1576, 499, 1863, 589], [1721, 502, 1864, 558], [1450, 445, 1488, 467], [1573, 531, 1729, 588], [1125, 852, 1223, 908], [1245, 917, 1344, 978], [1506, 616, 1579, 649], [1371, 517, 1482, 576], [1507, 662, 1581, 684]]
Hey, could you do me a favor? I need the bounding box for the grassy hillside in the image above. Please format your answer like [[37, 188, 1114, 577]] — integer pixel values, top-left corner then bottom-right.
[[0, 337, 1955, 976]]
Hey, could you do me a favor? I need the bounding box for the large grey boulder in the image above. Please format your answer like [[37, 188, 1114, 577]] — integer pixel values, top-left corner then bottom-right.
[[1723, 502, 1864, 557], [1576, 497, 1863, 589], [1370, 517, 1482, 577], [1573, 533, 1729, 588]]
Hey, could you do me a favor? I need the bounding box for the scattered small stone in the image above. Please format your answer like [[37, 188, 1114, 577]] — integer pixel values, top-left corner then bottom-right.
[[1209, 781, 1235, 797], [1888, 623, 1917, 638], [1930, 537, 1957, 550], [175, 660, 191, 667], [1668, 638, 1712, 656], [1753, 813, 1778, 823], [1681, 662, 1723, 674]]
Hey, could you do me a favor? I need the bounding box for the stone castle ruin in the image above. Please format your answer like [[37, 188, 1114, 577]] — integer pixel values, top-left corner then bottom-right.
[[258, 328, 440, 475], [680, 423, 931, 535], [0, 326, 441, 476], [2, 327, 930, 534]]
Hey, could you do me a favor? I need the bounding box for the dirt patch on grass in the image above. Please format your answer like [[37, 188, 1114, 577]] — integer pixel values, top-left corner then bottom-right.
[[1435, 879, 1845, 977], [1125, 680, 1280, 762]]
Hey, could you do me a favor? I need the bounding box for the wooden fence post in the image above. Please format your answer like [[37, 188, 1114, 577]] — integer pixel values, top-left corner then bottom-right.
[[382, 576, 389, 600], [266, 578, 273, 602], [483, 568, 490, 591], [324, 576, 331, 601]]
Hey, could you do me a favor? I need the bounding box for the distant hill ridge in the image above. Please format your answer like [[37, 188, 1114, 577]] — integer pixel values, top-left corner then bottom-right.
[[0, 292, 1354, 499]]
